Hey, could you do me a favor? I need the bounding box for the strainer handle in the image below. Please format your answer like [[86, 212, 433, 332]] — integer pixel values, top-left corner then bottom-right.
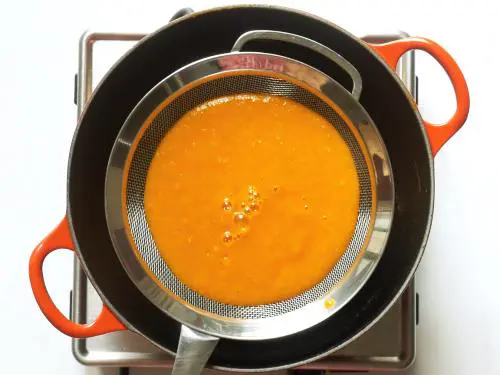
[[232, 30, 363, 100], [172, 325, 219, 375], [369, 37, 470, 156], [29, 217, 127, 337]]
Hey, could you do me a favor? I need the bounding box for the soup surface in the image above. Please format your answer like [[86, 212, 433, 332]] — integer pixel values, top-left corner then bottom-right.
[[144, 93, 360, 306]]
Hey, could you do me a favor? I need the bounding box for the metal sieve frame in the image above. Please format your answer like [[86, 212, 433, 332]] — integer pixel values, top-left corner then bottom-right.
[[105, 52, 394, 340]]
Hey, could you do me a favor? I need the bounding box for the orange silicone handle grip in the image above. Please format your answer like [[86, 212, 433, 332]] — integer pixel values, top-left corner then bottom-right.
[[29, 217, 126, 338], [369, 37, 470, 156]]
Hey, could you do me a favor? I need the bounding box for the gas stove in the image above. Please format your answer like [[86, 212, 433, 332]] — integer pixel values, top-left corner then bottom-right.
[[70, 23, 418, 374]]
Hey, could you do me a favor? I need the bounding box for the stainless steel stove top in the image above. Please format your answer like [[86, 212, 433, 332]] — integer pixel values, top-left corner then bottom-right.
[[70, 28, 418, 373]]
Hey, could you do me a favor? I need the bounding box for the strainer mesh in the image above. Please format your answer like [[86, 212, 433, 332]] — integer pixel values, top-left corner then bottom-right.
[[125, 74, 372, 319]]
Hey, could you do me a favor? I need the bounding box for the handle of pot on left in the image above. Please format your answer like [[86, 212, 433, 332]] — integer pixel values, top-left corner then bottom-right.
[[171, 325, 219, 375], [232, 30, 363, 100], [29, 216, 126, 337]]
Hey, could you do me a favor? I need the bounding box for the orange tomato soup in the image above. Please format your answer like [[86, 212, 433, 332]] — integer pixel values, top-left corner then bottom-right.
[[144, 94, 359, 306]]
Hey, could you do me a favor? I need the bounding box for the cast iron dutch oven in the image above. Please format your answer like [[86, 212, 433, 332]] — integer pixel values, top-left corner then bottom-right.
[[29, 5, 469, 371]]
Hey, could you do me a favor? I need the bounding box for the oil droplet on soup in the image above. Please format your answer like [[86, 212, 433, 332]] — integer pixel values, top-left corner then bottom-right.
[[144, 94, 360, 306], [324, 298, 336, 309], [222, 197, 232, 211]]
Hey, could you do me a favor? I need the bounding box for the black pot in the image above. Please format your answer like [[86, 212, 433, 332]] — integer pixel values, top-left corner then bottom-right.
[[29, 5, 469, 371]]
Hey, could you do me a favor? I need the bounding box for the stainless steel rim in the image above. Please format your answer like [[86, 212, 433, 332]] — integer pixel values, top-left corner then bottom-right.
[[105, 51, 394, 340]]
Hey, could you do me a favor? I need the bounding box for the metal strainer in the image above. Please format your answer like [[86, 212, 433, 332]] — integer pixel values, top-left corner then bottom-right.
[[105, 30, 394, 374]]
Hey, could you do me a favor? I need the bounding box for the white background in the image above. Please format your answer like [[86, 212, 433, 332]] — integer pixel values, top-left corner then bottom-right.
[[0, 0, 498, 374]]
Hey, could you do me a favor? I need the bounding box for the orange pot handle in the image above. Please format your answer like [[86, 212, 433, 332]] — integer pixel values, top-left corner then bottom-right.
[[29, 217, 126, 338], [369, 37, 470, 156]]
